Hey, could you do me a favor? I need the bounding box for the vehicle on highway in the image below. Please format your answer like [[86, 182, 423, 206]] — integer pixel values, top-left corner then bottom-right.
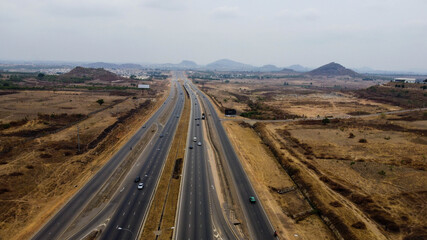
[[189, 146, 193, 149], [176, 115, 179, 118], [134, 176, 141, 182], [249, 196, 256, 203], [138, 183, 144, 190], [197, 141, 202, 146], [160, 134, 164, 138], [197, 123, 200, 126], [193, 137, 197, 142]]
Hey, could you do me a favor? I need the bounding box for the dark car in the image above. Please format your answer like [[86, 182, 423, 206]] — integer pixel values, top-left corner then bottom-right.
[[134, 176, 141, 183], [189, 146, 193, 149], [249, 196, 256, 203]]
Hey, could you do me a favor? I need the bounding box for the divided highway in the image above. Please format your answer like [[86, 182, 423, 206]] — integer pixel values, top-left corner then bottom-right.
[[176, 82, 212, 239], [187, 80, 277, 239], [32, 75, 183, 240], [176, 77, 236, 240], [101, 79, 185, 239]]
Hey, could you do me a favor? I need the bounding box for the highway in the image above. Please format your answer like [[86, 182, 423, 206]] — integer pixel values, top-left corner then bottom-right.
[[100, 77, 186, 239], [176, 82, 212, 239], [187, 80, 277, 239], [32, 75, 183, 240], [175, 77, 236, 240]]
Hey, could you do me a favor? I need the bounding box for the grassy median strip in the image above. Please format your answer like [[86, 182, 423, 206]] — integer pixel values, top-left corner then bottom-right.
[[140, 84, 190, 240]]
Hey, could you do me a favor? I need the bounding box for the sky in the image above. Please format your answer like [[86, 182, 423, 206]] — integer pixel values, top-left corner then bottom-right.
[[1, 0, 426, 71]]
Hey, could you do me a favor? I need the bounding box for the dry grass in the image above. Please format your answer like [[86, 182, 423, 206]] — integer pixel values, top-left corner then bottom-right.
[[140, 83, 190, 240], [258, 111, 427, 240], [196, 79, 398, 119], [223, 121, 335, 239], [0, 82, 169, 240]]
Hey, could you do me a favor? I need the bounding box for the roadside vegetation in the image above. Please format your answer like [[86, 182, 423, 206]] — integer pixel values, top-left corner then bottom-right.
[[140, 82, 190, 240], [0, 73, 169, 239]]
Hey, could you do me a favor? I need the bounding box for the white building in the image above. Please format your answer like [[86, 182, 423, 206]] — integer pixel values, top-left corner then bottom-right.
[[138, 84, 150, 89], [393, 78, 416, 83]]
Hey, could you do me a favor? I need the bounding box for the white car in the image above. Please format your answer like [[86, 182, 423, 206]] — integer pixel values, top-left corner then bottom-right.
[[197, 142, 202, 146], [138, 183, 144, 190]]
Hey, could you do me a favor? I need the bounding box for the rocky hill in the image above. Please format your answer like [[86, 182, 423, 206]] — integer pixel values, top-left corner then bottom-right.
[[308, 62, 359, 77], [206, 59, 255, 71], [61, 67, 125, 82]]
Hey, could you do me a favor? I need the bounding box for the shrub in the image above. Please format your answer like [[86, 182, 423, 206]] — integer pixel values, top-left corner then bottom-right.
[[348, 132, 355, 138], [322, 117, 330, 125], [96, 99, 104, 105], [359, 138, 367, 143], [378, 170, 386, 176]]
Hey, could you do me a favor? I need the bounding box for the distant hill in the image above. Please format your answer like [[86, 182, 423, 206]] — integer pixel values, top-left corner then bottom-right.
[[206, 59, 255, 71], [258, 64, 282, 72], [308, 62, 359, 77], [62, 67, 124, 81], [83, 62, 143, 69], [177, 60, 199, 68], [280, 68, 296, 73], [287, 64, 311, 72]]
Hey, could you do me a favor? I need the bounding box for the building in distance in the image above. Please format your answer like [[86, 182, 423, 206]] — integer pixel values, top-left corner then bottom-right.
[[138, 84, 150, 89], [393, 78, 416, 83]]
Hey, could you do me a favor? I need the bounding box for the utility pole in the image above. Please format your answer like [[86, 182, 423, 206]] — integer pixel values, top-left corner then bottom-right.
[[77, 126, 81, 153]]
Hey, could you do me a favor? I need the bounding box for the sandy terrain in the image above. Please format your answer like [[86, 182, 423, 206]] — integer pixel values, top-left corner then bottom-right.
[[259, 110, 427, 240], [224, 121, 335, 239], [0, 80, 169, 239], [196, 75, 426, 240], [196, 78, 398, 120]]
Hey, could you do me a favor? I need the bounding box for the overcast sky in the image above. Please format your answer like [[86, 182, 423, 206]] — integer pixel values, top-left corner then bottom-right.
[[1, 0, 426, 71]]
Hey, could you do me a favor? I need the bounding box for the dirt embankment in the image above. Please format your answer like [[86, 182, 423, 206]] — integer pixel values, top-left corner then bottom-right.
[[253, 122, 386, 240], [0, 86, 168, 240], [223, 121, 334, 240], [354, 84, 426, 109], [251, 111, 427, 240]]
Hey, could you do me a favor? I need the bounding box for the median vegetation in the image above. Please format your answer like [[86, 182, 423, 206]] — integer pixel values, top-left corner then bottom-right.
[[140, 83, 190, 240]]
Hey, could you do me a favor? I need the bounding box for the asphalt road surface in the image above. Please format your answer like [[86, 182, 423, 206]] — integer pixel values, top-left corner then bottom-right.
[[189, 80, 277, 240], [32, 77, 182, 240], [175, 82, 212, 239], [100, 79, 185, 240], [176, 78, 237, 240]]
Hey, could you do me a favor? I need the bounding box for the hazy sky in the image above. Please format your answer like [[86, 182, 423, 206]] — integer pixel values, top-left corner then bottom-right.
[[1, 0, 426, 71]]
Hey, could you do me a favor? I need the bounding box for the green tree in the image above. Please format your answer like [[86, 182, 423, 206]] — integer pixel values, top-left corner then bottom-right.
[[322, 117, 330, 125], [96, 99, 104, 105], [37, 73, 45, 79]]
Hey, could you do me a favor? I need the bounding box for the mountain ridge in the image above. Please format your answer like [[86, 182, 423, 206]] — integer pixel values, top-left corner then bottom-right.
[[308, 62, 359, 77]]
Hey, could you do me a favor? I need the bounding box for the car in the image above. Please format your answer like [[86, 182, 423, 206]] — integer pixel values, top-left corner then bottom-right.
[[249, 196, 256, 203], [197, 142, 202, 146], [196, 123, 200, 126], [193, 137, 197, 142], [160, 134, 164, 138], [176, 115, 179, 118], [134, 176, 141, 182], [138, 183, 144, 190], [189, 146, 193, 149], [143, 125, 146, 128]]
